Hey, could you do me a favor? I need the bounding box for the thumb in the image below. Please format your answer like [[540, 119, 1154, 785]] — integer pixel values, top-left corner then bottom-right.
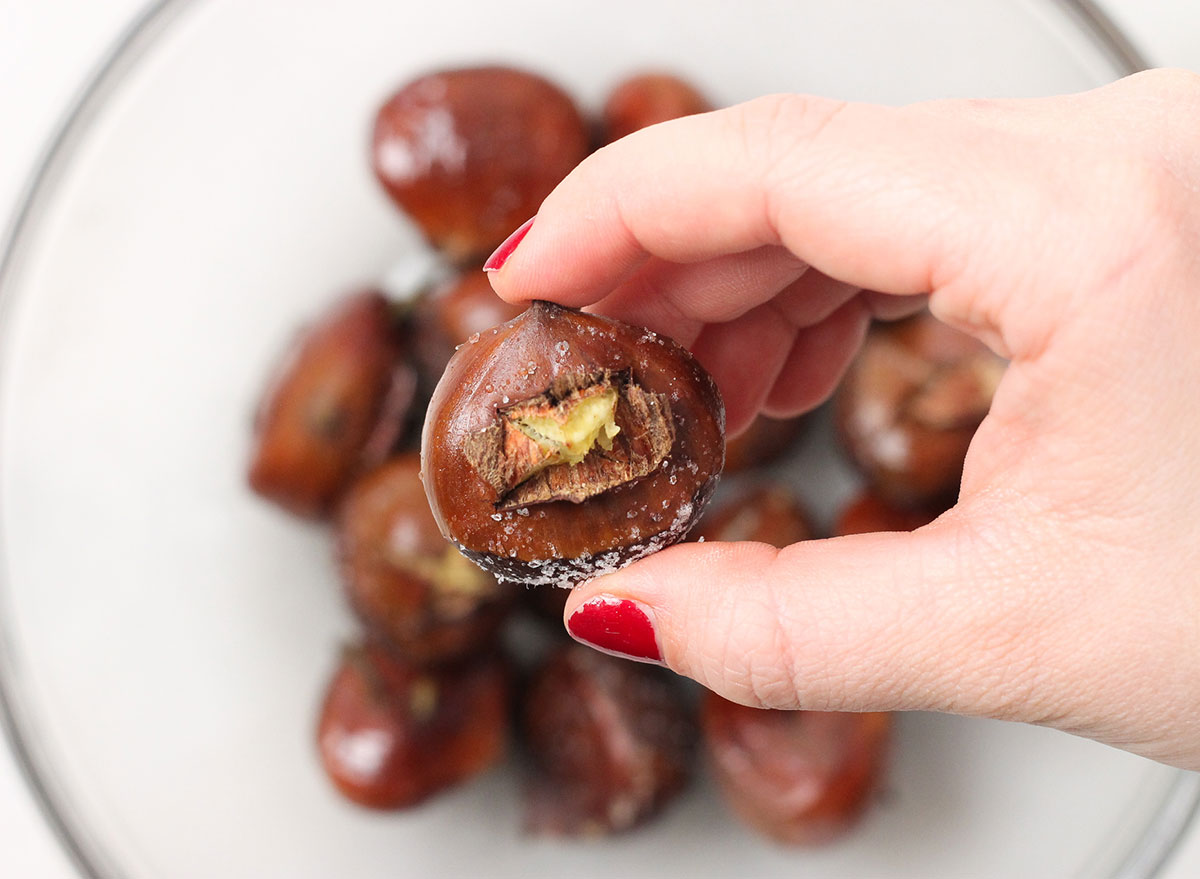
[[563, 510, 1057, 721]]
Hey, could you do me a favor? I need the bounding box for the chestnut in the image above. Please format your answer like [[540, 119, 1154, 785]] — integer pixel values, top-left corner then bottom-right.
[[694, 484, 814, 547], [833, 490, 941, 537], [701, 693, 892, 845], [421, 300, 725, 587], [372, 66, 590, 263], [336, 453, 515, 664], [411, 267, 528, 391], [723, 414, 809, 474], [521, 643, 695, 836], [601, 72, 713, 143], [834, 312, 1006, 509], [248, 290, 415, 519], [317, 641, 509, 810]]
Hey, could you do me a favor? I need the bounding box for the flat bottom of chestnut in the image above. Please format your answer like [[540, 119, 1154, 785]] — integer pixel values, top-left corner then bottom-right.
[[454, 490, 708, 588]]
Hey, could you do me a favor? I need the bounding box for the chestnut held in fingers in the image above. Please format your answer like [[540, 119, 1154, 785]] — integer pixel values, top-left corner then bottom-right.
[[317, 641, 508, 810], [336, 453, 515, 665], [522, 643, 696, 836], [701, 694, 892, 845], [248, 290, 415, 519], [372, 67, 590, 262], [421, 300, 725, 586], [834, 312, 1006, 509], [694, 484, 814, 547], [601, 72, 713, 143]]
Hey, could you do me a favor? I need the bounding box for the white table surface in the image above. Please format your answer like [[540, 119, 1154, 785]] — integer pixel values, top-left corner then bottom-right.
[[0, 1, 1197, 876]]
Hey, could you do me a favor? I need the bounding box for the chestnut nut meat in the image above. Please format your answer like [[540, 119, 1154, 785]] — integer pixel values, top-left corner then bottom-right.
[[421, 300, 725, 586]]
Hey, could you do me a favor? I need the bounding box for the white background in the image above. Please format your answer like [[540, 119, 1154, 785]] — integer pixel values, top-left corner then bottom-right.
[[0, 1, 1197, 876]]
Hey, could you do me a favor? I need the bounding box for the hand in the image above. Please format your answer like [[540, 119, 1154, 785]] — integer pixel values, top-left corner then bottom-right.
[[486, 69, 1200, 769]]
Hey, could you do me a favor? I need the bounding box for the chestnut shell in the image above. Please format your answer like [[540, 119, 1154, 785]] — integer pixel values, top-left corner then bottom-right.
[[521, 643, 696, 836], [317, 641, 509, 810], [421, 300, 725, 586], [695, 484, 814, 547], [371, 67, 590, 262], [248, 290, 413, 518], [701, 694, 892, 845], [833, 490, 942, 537], [336, 453, 515, 664], [602, 72, 713, 143], [834, 312, 1005, 509]]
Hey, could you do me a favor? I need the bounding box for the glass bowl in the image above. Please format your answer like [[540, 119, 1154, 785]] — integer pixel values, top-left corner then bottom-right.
[[1, 1, 1196, 877]]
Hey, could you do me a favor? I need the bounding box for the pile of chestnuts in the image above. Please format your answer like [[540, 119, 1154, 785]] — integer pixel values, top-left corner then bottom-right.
[[246, 62, 1004, 846]]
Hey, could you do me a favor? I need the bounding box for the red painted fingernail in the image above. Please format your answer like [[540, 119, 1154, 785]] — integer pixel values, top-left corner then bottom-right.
[[483, 216, 535, 272], [566, 596, 663, 664]]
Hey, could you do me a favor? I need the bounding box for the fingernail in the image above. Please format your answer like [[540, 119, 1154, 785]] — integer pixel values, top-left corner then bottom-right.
[[483, 216, 535, 272], [566, 595, 663, 664]]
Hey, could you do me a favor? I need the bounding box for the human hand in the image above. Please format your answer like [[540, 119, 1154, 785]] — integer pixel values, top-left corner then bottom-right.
[[485, 69, 1200, 769]]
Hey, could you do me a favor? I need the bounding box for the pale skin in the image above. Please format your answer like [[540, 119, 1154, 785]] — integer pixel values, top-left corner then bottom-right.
[[486, 69, 1200, 769]]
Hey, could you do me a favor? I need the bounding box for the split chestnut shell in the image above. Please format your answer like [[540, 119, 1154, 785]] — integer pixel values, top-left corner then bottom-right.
[[421, 300, 724, 586]]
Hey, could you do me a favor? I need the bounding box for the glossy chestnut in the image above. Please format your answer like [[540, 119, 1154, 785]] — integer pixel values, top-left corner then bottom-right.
[[372, 66, 590, 262], [421, 300, 725, 586], [694, 484, 814, 547], [336, 453, 515, 664], [833, 490, 941, 537], [248, 290, 414, 518], [317, 641, 509, 810], [701, 694, 892, 845], [521, 643, 695, 836], [601, 72, 713, 143], [834, 312, 1006, 509]]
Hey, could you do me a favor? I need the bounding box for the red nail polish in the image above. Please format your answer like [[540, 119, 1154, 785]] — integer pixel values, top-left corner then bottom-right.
[[567, 596, 663, 663], [483, 216, 535, 272]]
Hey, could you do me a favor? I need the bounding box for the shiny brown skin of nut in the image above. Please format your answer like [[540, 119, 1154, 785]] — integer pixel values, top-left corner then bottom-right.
[[601, 72, 713, 143], [834, 490, 941, 537], [248, 291, 414, 519], [372, 67, 590, 263], [701, 694, 892, 845], [521, 644, 696, 836], [336, 454, 515, 665], [694, 484, 814, 547], [317, 641, 509, 810], [411, 268, 528, 392], [723, 414, 809, 474], [421, 300, 725, 586], [834, 312, 1006, 509]]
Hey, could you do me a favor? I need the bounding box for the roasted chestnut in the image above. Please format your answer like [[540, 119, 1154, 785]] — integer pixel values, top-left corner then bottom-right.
[[248, 290, 415, 518], [723, 414, 809, 474], [521, 643, 695, 836], [834, 312, 1006, 509], [372, 66, 590, 262], [411, 267, 528, 390], [833, 490, 941, 537], [701, 694, 892, 845], [317, 641, 508, 810], [601, 72, 713, 143], [694, 484, 814, 547], [422, 300, 725, 586], [336, 453, 515, 664]]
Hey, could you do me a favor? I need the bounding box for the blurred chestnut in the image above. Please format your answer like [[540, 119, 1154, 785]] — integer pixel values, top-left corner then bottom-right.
[[522, 643, 695, 836], [422, 300, 725, 586], [248, 290, 415, 519], [602, 72, 713, 143], [372, 66, 590, 262], [317, 641, 508, 810], [834, 312, 1006, 509], [834, 490, 941, 537], [701, 694, 892, 845], [411, 267, 528, 390], [723, 414, 809, 473], [336, 453, 515, 664], [694, 484, 814, 547]]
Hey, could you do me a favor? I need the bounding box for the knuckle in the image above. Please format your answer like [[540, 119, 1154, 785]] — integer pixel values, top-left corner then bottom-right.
[[727, 93, 851, 180]]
